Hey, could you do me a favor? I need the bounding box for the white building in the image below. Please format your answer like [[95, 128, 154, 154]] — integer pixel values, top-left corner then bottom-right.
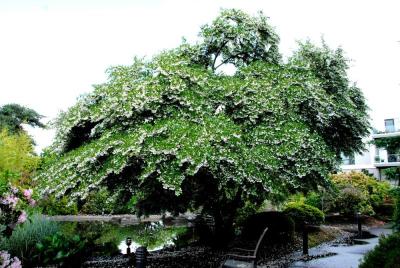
[[341, 117, 400, 180]]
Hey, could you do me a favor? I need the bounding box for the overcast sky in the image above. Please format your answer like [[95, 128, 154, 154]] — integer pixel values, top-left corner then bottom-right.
[[1, 0, 399, 153]]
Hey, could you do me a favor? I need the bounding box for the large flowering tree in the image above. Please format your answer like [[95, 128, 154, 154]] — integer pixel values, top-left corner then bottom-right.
[[36, 9, 369, 240]]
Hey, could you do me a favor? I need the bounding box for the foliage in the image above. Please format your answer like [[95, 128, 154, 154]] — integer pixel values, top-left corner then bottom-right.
[[333, 186, 373, 216], [330, 172, 391, 215], [35, 9, 370, 242], [391, 188, 400, 231], [1, 214, 59, 265], [0, 129, 39, 227], [194, 9, 281, 71], [373, 135, 400, 186], [384, 167, 400, 185], [80, 187, 119, 215], [304, 192, 323, 210], [288, 187, 337, 214], [0, 129, 39, 177], [0, 104, 44, 135], [373, 136, 400, 154], [289, 40, 370, 157], [38, 195, 78, 216], [0, 185, 36, 237], [291, 172, 393, 216], [35, 232, 87, 266], [359, 232, 400, 268], [284, 202, 324, 228]]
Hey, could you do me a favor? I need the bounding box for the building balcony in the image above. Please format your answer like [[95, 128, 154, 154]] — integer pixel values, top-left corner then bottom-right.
[[372, 130, 400, 139], [374, 154, 400, 167]]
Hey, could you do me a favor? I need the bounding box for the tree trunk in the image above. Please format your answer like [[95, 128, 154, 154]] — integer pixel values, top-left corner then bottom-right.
[[210, 190, 243, 247], [212, 210, 235, 247]]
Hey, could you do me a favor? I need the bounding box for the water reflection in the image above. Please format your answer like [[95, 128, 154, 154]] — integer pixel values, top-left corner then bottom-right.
[[117, 221, 183, 254], [58, 220, 189, 257]]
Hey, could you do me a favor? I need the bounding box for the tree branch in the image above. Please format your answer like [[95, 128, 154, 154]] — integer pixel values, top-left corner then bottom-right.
[[214, 52, 244, 70], [211, 40, 229, 71]]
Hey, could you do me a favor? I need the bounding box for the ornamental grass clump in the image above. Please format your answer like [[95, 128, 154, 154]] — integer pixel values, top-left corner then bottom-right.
[[3, 214, 59, 265]]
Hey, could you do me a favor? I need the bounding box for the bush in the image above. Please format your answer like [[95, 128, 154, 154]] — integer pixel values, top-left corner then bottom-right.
[[331, 172, 391, 214], [333, 186, 374, 216], [2, 214, 59, 265], [39, 195, 78, 216], [304, 192, 322, 209], [284, 202, 324, 228], [287, 190, 337, 213], [359, 232, 400, 268], [391, 188, 400, 231], [241, 211, 295, 243], [80, 187, 118, 215]]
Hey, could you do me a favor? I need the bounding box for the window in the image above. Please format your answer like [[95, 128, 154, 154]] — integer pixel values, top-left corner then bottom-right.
[[384, 119, 395, 133], [342, 153, 355, 165]]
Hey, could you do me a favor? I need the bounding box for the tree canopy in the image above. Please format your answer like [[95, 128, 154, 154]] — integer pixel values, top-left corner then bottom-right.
[[36, 9, 370, 238], [0, 104, 45, 134], [0, 129, 39, 176]]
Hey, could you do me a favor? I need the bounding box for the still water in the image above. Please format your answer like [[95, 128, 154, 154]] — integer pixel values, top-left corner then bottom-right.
[[58, 220, 190, 257]]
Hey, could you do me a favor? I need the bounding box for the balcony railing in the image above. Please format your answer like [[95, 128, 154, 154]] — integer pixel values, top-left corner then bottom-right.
[[388, 154, 400, 163], [373, 128, 400, 134], [375, 154, 400, 163]]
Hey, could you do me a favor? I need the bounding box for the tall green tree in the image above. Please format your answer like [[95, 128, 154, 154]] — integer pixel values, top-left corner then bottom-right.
[[0, 129, 39, 176], [0, 104, 45, 134], [36, 9, 370, 242]]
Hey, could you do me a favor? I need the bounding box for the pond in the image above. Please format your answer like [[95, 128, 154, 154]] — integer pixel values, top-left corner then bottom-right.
[[57, 220, 192, 258]]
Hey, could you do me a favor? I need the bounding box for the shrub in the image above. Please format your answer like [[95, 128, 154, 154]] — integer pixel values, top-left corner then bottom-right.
[[333, 186, 374, 216], [359, 232, 400, 268], [288, 190, 337, 213], [80, 187, 117, 215], [284, 202, 324, 228], [2, 214, 59, 265], [391, 188, 400, 231], [241, 211, 295, 243], [331, 172, 391, 213], [39, 195, 78, 216], [304, 192, 321, 209]]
